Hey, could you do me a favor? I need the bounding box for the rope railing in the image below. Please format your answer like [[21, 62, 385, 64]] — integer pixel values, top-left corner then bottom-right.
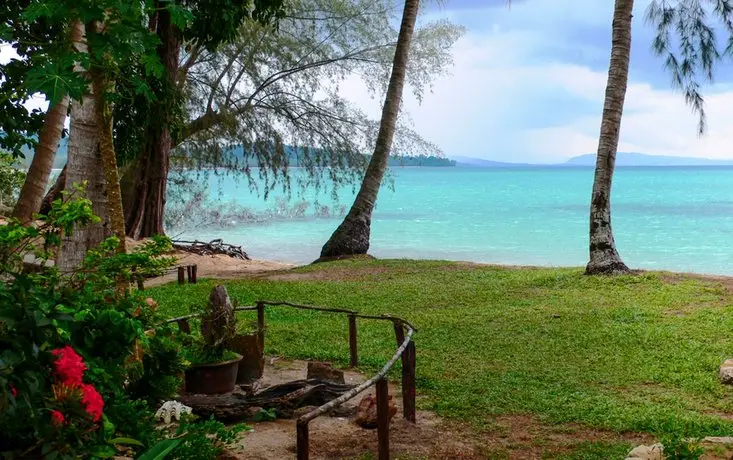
[[165, 299, 416, 460]]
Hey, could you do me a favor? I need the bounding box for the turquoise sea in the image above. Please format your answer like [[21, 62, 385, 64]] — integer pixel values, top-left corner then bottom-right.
[[181, 166, 733, 275]]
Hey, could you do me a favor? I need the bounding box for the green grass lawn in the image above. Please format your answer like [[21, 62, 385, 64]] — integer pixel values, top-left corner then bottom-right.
[[149, 259, 733, 457]]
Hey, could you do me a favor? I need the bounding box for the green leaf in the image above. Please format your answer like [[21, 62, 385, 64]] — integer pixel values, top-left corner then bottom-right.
[[109, 437, 144, 447], [137, 439, 181, 460], [88, 445, 116, 458]]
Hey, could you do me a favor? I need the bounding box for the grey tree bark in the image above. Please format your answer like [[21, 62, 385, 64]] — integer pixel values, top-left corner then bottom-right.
[[57, 21, 110, 272], [319, 0, 420, 260], [585, 0, 634, 275]]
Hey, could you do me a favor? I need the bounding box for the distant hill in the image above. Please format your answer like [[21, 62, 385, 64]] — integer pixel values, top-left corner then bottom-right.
[[451, 156, 538, 168], [19, 139, 454, 168], [565, 152, 733, 166], [452, 152, 733, 167], [226, 145, 455, 167]]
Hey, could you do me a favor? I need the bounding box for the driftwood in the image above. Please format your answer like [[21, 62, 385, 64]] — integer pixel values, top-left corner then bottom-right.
[[178, 379, 355, 422], [172, 239, 250, 260]]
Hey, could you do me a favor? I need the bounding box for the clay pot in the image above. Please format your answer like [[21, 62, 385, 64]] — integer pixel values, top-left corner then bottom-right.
[[228, 331, 264, 384], [184, 353, 242, 394]]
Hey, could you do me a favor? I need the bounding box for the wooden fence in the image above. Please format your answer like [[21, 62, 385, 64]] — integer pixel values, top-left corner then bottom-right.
[[167, 299, 416, 460]]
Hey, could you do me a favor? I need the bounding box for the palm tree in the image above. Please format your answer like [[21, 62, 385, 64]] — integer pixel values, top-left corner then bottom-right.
[[585, 0, 634, 275], [319, 0, 420, 260], [12, 97, 69, 223], [12, 24, 84, 223]]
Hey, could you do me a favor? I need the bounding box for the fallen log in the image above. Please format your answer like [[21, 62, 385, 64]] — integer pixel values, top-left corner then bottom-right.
[[172, 239, 250, 260], [178, 379, 355, 422]]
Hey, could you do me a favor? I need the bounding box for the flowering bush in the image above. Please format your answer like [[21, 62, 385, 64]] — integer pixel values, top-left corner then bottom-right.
[[0, 193, 187, 459]]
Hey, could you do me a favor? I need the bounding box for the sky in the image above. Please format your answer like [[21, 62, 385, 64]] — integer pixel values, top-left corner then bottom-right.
[[5, 1, 733, 163], [340, 0, 733, 163]]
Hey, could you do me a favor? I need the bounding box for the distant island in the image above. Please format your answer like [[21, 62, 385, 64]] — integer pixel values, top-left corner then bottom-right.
[[17, 139, 733, 169], [19, 138, 455, 169], [453, 152, 733, 167]]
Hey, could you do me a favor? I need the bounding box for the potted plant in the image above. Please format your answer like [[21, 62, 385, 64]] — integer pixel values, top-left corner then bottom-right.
[[183, 286, 243, 394]]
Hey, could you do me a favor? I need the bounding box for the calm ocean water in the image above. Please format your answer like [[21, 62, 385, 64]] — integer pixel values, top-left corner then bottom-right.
[[181, 166, 733, 275]]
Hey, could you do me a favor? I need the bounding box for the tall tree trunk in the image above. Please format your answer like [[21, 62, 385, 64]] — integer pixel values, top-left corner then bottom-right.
[[319, 0, 420, 260], [89, 22, 126, 254], [57, 21, 110, 272], [125, 6, 180, 239], [585, 0, 633, 275], [12, 97, 69, 223], [12, 24, 84, 223]]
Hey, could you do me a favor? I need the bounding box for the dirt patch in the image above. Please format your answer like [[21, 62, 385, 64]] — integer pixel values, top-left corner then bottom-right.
[[222, 358, 654, 460], [259, 260, 499, 283], [478, 414, 653, 459], [657, 270, 733, 293], [136, 239, 295, 287]]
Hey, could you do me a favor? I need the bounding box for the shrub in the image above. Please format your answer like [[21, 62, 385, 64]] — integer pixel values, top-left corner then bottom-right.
[[0, 192, 186, 458]]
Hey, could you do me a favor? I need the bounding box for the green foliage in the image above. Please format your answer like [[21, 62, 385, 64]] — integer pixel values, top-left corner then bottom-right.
[[151, 259, 733, 454], [253, 407, 277, 422], [661, 433, 704, 459], [0, 152, 27, 211], [0, 194, 185, 458], [175, 0, 463, 199], [646, 0, 733, 134], [172, 415, 249, 460]]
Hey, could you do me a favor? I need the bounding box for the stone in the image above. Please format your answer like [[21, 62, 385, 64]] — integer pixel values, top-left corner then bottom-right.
[[719, 359, 733, 384], [354, 394, 396, 429], [307, 361, 345, 384], [625, 443, 663, 460]]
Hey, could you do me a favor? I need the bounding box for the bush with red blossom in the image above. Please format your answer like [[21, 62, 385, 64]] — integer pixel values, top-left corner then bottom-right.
[[0, 198, 185, 459]]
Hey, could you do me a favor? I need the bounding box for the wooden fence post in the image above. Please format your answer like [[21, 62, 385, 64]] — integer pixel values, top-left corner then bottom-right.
[[349, 314, 358, 367], [191, 264, 198, 284], [176, 318, 191, 334], [403, 341, 416, 422], [177, 267, 185, 285], [296, 420, 309, 460], [257, 302, 265, 333], [376, 378, 390, 460], [186, 265, 193, 283]]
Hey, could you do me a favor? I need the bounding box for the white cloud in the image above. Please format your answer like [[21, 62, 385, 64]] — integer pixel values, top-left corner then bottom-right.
[[338, 22, 733, 162]]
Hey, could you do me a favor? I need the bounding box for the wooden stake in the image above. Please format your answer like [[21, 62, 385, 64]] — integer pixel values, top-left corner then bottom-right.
[[296, 420, 309, 460], [376, 378, 390, 460], [349, 314, 358, 367]]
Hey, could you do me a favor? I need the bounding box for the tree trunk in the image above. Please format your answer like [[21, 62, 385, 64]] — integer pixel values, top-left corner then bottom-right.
[[40, 163, 66, 215], [12, 24, 84, 223], [57, 21, 110, 272], [125, 6, 180, 239], [12, 97, 69, 223], [89, 23, 126, 255], [585, 0, 633, 275], [319, 0, 420, 260]]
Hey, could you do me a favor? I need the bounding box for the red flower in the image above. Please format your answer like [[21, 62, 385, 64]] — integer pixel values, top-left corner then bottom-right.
[[9, 385, 17, 397], [80, 383, 104, 422], [51, 410, 65, 427], [51, 346, 86, 386]]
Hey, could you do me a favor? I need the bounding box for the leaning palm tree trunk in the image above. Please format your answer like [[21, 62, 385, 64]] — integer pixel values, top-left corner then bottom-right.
[[319, 0, 420, 260], [12, 24, 84, 223], [12, 96, 69, 223], [585, 0, 634, 275]]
